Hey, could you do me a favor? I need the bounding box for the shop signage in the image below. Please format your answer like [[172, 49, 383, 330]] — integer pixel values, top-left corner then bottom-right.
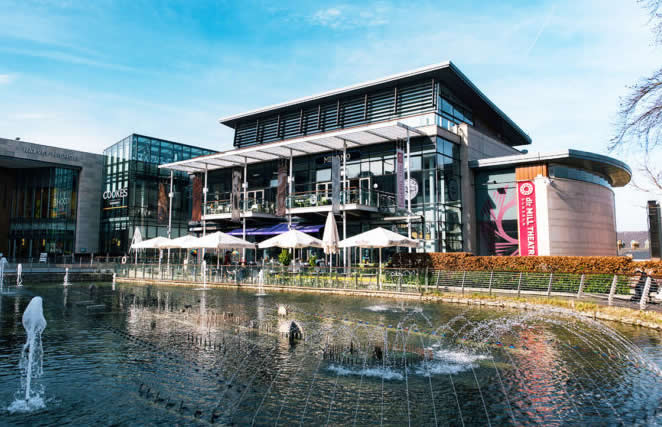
[[103, 188, 128, 207], [103, 188, 128, 200], [23, 146, 79, 162], [405, 178, 418, 201], [316, 150, 359, 166], [396, 148, 405, 209], [517, 181, 538, 256]]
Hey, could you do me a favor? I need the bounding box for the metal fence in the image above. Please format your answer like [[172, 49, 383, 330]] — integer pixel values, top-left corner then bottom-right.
[[114, 263, 662, 310]]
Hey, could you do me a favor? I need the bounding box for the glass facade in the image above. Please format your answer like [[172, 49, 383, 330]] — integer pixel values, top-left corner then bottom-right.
[[9, 167, 79, 258], [100, 134, 215, 255], [549, 164, 610, 187], [204, 135, 463, 252]]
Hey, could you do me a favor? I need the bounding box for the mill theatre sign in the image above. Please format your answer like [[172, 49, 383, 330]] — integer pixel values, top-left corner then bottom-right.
[[517, 181, 538, 256]]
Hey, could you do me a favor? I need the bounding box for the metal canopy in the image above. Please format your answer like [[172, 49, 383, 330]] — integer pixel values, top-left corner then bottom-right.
[[159, 120, 426, 173]]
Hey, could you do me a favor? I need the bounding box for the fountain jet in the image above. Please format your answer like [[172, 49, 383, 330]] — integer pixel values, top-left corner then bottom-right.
[[9, 296, 47, 412]]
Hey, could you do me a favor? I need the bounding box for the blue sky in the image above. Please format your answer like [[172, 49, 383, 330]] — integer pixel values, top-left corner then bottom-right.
[[0, 0, 659, 230]]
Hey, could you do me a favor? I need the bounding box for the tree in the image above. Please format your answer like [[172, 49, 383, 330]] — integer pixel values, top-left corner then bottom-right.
[[610, 1, 662, 191]]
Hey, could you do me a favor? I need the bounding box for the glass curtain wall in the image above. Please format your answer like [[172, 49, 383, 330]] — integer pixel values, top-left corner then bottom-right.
[[9, 167, 79, 258], [101, 135, 214, 255], [205, 136, 463, 252]]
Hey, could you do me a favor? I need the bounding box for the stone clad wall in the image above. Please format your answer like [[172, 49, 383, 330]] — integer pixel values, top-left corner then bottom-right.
[[542, 178, 617, 256]]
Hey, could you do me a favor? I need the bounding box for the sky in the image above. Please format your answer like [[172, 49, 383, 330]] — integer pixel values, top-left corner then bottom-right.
[[0, 0, 660, 231]]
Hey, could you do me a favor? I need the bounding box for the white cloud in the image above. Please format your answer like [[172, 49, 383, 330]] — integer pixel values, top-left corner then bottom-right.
[[310, 4, 390, 29], [0, 74, 15, 84], [9, 112, 56, 120]]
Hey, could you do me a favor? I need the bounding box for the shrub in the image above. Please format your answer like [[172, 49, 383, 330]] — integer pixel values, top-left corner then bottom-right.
[[278, 249, 292, 266], [390, 252, 662, 275], [308, 255, 317, 267]]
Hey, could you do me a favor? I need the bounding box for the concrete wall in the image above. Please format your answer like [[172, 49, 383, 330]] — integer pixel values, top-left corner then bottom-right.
[[456, 124, 522, 254], [536, 177, 617, 256], [0, 138, 104, 254]]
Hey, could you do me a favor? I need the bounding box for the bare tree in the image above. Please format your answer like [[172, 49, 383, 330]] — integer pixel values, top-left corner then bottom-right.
[[610, 0, 662, 190]]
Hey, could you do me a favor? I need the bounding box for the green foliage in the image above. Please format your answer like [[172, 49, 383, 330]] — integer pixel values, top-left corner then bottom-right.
[[308, 255, 317, 267], [278, 249, 292, 266]]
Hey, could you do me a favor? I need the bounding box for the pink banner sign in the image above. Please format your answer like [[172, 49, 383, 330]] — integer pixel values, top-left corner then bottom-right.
[[517, 181, 538, 256]]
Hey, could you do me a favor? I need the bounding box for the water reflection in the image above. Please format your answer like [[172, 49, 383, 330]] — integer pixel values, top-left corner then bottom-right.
[[0, 282, 661, 425]]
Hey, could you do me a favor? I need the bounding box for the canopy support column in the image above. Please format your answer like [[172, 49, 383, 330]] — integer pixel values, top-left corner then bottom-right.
[[242, 158, 248, 263], [288, 149, 293, 231], [406, 129, 412, 253], [167, 170, 174, 267], [342, 141, 347, 270], [202, 165, 208, 260]]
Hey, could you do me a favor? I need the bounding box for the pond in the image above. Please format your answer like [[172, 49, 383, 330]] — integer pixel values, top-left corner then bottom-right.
[[1, 282, 661, 425]]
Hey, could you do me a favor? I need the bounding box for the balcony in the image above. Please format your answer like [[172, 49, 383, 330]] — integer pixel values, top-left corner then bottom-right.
[[201, 187, 399, 221], [287, 188, 397, 215], [202, 197, 278, 220]]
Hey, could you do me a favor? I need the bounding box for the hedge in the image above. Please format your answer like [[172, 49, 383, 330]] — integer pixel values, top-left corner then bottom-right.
[[390, 252, 662, 275]]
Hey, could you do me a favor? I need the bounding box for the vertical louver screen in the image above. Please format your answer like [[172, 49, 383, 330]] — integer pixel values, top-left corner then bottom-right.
[[233, 78, 435, 147]]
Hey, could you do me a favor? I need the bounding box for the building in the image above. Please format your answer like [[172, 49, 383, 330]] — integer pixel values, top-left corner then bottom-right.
[[0, 135, 215, 260], [616, 231, 650, 260], [0, 138, 104, 258], [100, 134, 216, 255], [161, 61, 631, 260]]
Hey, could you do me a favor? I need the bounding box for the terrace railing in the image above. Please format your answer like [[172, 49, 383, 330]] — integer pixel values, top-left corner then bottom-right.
[[114, 264, 662, 310], [287, 188, 396, 211]]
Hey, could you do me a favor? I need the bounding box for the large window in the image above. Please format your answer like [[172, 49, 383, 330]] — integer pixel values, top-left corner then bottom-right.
[[100, 134, 215, 255], [9, 166, 79, 257]]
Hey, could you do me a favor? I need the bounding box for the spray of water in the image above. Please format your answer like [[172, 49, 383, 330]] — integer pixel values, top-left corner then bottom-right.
[[16, 263, 23, 287], [8, 297, 47, 413], [0, 255, 8, 292], [63, 268, 70, 286]]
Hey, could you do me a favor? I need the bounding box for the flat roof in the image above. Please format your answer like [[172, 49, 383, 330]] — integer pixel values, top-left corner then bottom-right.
[[219, 61, 532, 147], [469, 149, 632, 187]]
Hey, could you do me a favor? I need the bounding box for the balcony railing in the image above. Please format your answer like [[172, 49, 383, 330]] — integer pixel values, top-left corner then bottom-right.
[[205, 198, 275, 216], [203, 189, 397, 216], [287, 188, 396, 210]]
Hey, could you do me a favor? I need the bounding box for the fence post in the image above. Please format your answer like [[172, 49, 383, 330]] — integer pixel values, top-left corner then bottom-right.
[[577, 274, 585, 298], [461, 271, 466, 295], [424, 267, 428, 293], [608, 275, 618, 306], [488, 271, 493, 295], [640, 276, 652, 310], [397, 272, 401, 293], [517, 272, 522, 298], [546, 273, 553, 297]]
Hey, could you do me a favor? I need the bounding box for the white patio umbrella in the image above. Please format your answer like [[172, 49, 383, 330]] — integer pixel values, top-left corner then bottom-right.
[[131, 236, 171, 275], [131, 236, 171, 249], [339, 227, 419, 289], [181, 231, 255, 250], [156, 235, 198, 249], [258, 229, 323, 249], [130, 227, 143, 264], [181, 231, 255, 267], [322, 212, 340, 272], [157, 235, 199, 268]]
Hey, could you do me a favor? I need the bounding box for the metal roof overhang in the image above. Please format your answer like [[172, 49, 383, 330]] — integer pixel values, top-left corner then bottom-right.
[[219, 61, 532, 147], [159, 120, 427, 173], [469, 149, 632, 187]]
